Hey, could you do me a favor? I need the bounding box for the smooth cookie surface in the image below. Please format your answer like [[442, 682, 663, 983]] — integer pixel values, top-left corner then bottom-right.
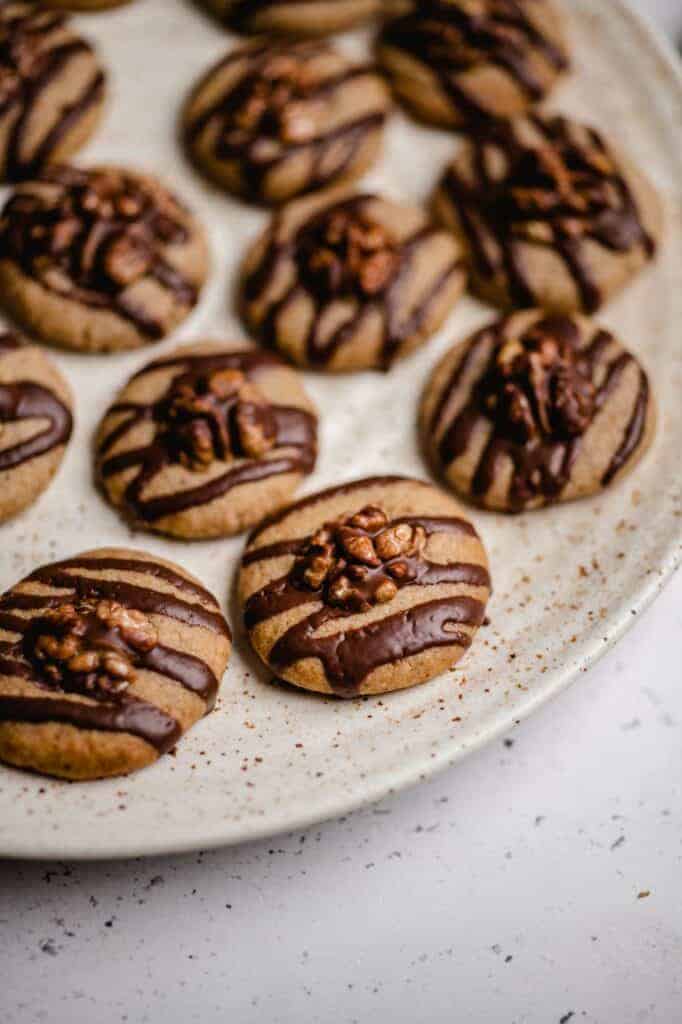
[[239, 476, 491, 697], [199, 0, 382, 36], [0, 164, 208, 352], [0, 548, 231, 780], [96, 342, 318, 539], [377, 0, 568, 130], [420, 310, 656, 512], [240, 188, 466, 372], [432, 115, 662, 314], [0, 330, 73, 524], [0, 4, 106, 181], [183, 39, 390, 205]]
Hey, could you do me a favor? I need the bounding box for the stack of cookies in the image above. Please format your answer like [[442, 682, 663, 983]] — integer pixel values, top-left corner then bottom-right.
[[0, 1, 663, 781]]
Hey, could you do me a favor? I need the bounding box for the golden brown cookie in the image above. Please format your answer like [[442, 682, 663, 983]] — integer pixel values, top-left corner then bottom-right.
[[240, 188, 466, 372], [376, 0, 569, 130], [199, 0, 382, 36], [0, 4, 106, 181], [96, 342, 318, 539], [183, 39, 390, 206], [239, 475, 491, 697], [0, 548, 231, 780], [432, 115, 663, 315], [420, 311, 656, 513], [0, 330, 73, 524], [0, 164, 209, 353]]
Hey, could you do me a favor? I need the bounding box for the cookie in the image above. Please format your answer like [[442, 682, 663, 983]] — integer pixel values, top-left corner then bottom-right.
[[96, 342, 318, 539], [239, 476, 490, 697], [240, 188, 466, 372], [183, 39, 390, 206], [0, 547, 231, 780], [199, 0, 382, 36], [0, 164, 209, 353], [376, 0, 568, 130], [432, 115, 662, 315], [420, 311, 656, 513], [0, 330, 73, 524], [0, 4, 106, 181]]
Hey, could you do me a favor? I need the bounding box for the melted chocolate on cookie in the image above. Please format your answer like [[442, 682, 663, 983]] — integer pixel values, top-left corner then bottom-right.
[[0, 554, 230, 752], [243, 478, 489, 694], [380, 0, 568, 125], [0, 331, 72, 471], [0, 166, 198, 338], [185, 40, 386, 201], [440, 115, 656, 313], [430, 315, 649, 509], [97, 349, 317, 525], [243, 194, 463, 369], [0, 6, 105, 181]]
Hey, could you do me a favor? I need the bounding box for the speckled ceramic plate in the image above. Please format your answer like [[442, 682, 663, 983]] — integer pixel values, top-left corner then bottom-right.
[[0, 0, 680, 860]]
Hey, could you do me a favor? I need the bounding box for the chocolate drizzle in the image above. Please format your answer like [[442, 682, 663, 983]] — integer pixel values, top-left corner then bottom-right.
[[0, 6, 105, 181], [242, 481, 489, 694], [0, 332, 73, 471], [379, 0, 568, 126], [0, 165, 199, 338], [0, 552, 229, 755], [185, 40, 387, 203], [215, 0, 380, 34], [430, 315, 650, 510], [439, 115, 656, 313], [97, 348, 317, 526], [242, 194, 464, 369]]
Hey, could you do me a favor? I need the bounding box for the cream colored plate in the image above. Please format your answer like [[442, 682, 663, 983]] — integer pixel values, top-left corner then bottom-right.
[[0, 0, 679, 859]]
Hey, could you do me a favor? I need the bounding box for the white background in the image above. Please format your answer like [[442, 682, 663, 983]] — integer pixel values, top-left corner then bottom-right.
[[1, 3, 680, 1022]]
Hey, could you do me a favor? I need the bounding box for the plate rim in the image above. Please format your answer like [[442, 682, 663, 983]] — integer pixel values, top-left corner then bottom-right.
[[1, 0, 681, 861]]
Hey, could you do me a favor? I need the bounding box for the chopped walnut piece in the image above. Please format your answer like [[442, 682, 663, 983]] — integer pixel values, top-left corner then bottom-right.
[[292, 504, 428, 613], [300, 208, 398, 299]]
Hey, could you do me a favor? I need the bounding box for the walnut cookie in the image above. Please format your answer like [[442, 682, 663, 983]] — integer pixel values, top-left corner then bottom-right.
[[420, 310, 656, 513], [239, 476, 491, 697], [240, 188, 466, 372], [0, 165, 208, 353], [377, 0, 569, 130], [0, 4, 106, 181], [183, 38, 390, 206], [0, 548, 231, 780], [198, 0, 382, 37], [432, 114, 663, 315], [96, 342, 318, 539]]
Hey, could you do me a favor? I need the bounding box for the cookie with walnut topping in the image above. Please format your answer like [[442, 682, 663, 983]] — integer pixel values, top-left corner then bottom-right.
[[0, 330, 73, 524], [183, 39, 390, 206], [376, 0, 569, 131], [432, 115, 662, 315], [420, 310, 656, 513], [0, 165, 208, 353], [96, 342, 318, 539], [0, 547, 231, 780], [240, 188, 466, 372], [0, 4, 106, 182], [239, 476, 491, 697], [199, 0, 382, 37]]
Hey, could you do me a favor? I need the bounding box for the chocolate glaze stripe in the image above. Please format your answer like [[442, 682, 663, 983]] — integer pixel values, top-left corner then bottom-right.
[[18, 563, 229, 637], [0, 332, 22, 355], [246, 475, 445, 543], [27, 554, 225, 614], [269, 596, 485, 694], [0, 379, 73, 471], [602, 369, 649, 486], [0, 694, 181, 754], [130, 348, 283, 382]]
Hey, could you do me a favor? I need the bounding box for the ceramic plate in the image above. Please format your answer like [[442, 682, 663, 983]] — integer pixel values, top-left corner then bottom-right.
[[0, 0, 680, 860]]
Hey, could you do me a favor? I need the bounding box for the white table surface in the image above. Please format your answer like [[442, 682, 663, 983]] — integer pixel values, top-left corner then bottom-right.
[[2, 4, 681, 1022]]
